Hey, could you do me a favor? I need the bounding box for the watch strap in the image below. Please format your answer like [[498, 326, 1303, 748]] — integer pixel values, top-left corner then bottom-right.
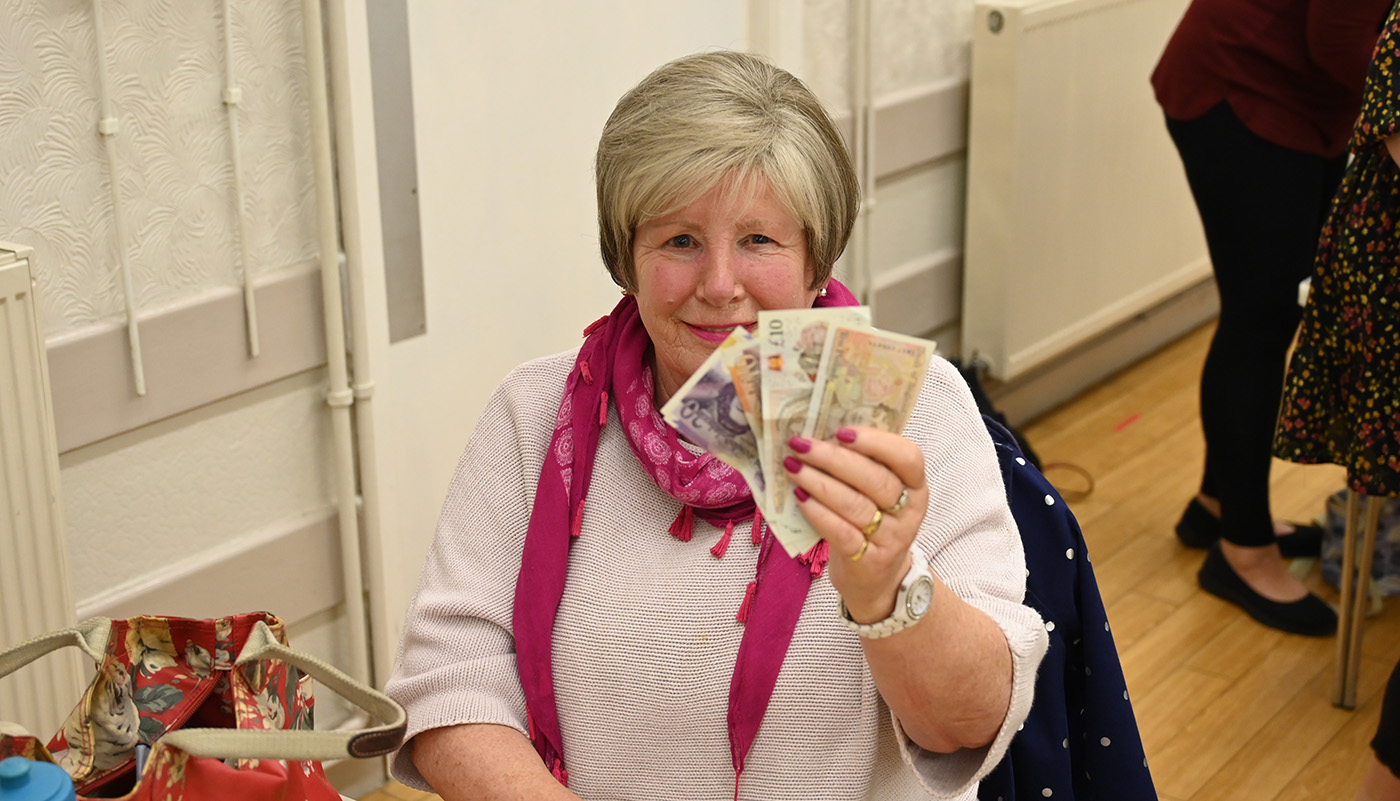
[[838, 550, 932, 639]]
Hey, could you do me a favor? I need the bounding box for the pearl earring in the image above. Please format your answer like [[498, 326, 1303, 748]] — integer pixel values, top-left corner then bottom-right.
[[819, 287, 829, 297]]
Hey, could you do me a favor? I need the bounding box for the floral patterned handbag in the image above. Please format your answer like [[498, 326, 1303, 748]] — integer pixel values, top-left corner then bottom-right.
[[0, 613, 405, 800]]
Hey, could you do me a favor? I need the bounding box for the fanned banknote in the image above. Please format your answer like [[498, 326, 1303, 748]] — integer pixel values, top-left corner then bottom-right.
[[660, 328, 767, 500], [657, 307, 935, 560], [808, 326, 935, 440], [718, 328, 764, 448], [757, 307, 871, 555]]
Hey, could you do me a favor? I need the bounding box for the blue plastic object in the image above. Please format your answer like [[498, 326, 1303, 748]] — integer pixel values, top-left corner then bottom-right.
[[0, 757, 75, 801]]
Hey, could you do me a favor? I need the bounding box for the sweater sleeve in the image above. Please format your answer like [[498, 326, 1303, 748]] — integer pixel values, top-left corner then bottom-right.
[[383, 356, 569, 790], [889, 357, 1050, 798]]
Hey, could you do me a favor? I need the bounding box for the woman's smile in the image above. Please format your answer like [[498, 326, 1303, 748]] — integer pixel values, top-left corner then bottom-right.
[[686, 322, 755, 342]]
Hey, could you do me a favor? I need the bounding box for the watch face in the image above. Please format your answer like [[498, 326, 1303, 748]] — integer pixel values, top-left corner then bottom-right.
[[907, 576, 935, 618]]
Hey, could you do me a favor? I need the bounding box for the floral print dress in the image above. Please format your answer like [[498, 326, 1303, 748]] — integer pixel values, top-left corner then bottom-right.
[[1274, 6, 1400, 498]]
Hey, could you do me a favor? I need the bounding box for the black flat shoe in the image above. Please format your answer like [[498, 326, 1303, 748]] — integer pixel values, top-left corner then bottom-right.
[[1175, 499, 1325, 559], [1175, 498, 1221, 548], [1197, 544, 1337, 636]]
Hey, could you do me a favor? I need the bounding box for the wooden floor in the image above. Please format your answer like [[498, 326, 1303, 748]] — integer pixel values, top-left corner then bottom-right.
[[1022, 322, 1397, 801], [363, 322, 1396, 801]]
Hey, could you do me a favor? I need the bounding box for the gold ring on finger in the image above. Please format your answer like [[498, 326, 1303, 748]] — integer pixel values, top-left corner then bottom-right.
[[850, 539, 870, 562], [883, 487, 910, 514], [861, 509, 883, 537]]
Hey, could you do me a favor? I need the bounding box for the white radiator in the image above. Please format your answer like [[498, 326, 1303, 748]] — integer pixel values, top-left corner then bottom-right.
[[0, 242, 82, 737], [962, 0, 1209, 380]]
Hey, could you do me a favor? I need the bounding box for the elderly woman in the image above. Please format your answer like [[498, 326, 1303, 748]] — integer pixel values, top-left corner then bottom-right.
[[385, 51, 1047, 800]]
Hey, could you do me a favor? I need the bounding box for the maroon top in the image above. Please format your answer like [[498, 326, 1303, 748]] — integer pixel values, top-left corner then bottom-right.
[[1152, 0, 1390, 157]]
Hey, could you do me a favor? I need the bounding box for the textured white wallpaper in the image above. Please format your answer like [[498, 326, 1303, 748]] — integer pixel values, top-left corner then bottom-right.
[[802, 0, 974, 110], [59, 372, 334, 601], [872, 0, 973, 93], [803, 0, 850, 109], [0, 0, 317, 337]]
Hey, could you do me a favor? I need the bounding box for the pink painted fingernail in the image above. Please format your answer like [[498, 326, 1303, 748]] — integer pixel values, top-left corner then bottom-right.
[[836, 428, 857, 443], [794, 486, 810, 502], [783, 456, 803, 474], [788, 436, 812, 453]]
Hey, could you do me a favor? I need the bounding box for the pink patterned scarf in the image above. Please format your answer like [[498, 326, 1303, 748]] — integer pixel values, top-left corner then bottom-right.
[[513, 281, 859, 793]]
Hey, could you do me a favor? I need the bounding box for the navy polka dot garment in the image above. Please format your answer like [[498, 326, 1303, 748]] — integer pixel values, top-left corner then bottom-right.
[[977, 417, 1158, 801]]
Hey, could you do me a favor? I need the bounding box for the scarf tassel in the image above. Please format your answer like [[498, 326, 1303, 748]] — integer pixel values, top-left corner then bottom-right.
[[570, 500, 585, 538], [579, 360, 594, 384], [599, 390, 609, 427], [735, 580, 758, 624], [798, 540, 829, 578], [582, 314, 610, 337], [750, 509, 764, 545], [710, 518, 735, 559], [528, 707, 569, 787], [668, 505, 695, 542]]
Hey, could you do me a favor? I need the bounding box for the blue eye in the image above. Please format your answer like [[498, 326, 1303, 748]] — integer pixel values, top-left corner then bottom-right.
[[750, 234, 773, 245], [669, 234, 694, 248]]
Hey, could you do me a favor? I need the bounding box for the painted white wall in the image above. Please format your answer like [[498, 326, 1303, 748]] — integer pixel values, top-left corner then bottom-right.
[[871, 161, 966, 276], [59, 371, 333, 597], [366, 1, 750, 644]]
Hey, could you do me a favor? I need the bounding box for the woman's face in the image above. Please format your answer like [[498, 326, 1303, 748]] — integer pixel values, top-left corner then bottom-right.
[[633, 177, 820, 404]]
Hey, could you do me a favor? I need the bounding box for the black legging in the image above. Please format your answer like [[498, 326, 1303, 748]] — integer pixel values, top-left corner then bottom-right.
[[1166, 102, 1346, 547], [1378, 659, 1400, 775]]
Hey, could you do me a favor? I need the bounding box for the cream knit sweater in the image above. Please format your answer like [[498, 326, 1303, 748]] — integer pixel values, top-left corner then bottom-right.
[[386, 350, 1048, 800]]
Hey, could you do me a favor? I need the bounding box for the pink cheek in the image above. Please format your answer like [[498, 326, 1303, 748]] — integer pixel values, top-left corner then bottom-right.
[[751, 277, 811, 306]]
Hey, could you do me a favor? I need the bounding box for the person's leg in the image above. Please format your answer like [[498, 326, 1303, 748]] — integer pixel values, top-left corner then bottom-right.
[[1166, 103, 1344, 610], [1358, 757, 1400, 801], [1357, 660, 1400, 801]]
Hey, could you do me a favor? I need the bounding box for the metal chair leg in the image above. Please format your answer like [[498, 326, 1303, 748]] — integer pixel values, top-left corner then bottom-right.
[[1334, 490, 1361, 708], [1335, 490, 1383, 709]]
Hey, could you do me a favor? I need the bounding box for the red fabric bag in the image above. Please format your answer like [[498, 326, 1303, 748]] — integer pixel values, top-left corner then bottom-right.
[[0, 613, 404, 800]]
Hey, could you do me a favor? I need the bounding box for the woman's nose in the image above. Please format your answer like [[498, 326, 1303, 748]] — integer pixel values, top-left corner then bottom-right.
[[696, 247, 744, 306]]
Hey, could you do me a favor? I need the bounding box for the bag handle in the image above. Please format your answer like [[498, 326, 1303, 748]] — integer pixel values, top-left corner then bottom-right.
[[0, 617, 111, 679], [160, 621, 406, 760], [1, 618, 405, 761]]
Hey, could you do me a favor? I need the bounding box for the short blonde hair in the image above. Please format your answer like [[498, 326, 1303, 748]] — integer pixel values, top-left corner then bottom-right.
[[596, 51, 859, 291]]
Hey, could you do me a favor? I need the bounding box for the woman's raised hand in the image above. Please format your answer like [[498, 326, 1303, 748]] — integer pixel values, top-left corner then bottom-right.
[[784, 426, 929, 622]]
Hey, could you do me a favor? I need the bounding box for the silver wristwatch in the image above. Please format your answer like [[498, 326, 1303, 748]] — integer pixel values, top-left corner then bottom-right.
[[838, 549, 936, 638]]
